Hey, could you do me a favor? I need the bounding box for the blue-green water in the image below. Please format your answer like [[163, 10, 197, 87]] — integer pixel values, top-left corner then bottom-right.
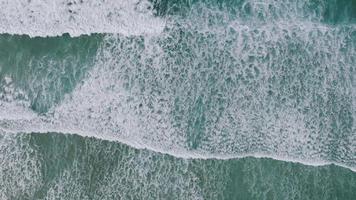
[[0, 0, 355, 199], [1, 132, 355, 199]]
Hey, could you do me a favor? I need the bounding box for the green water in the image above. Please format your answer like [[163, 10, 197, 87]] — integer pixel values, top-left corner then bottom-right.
[[0, 34, 102, 112], [0, 0, 355, 199], [1, 132, 355, 200]]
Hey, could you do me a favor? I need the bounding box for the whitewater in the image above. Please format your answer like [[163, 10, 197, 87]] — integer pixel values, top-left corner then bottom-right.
[[0, 0, 356, 199]]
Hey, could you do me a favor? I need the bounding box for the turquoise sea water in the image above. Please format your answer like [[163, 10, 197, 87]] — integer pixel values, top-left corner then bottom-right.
[[1, 132, 355, 199], [0, 0, 355, 199]]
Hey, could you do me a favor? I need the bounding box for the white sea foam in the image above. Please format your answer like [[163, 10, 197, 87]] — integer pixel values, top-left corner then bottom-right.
[[0, 0, 164, 37], [0, 0, 355, 173], [0, 97, 355, 173]]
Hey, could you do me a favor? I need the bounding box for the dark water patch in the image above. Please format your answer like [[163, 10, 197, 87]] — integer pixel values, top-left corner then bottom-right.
[[322, 0, 356, 24], [150, 0, 356, 24], [0, 33, 103, 113]]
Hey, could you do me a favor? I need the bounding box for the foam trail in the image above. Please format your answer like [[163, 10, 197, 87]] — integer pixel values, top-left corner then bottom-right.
[[0, 0, 164, 36], [0, 98, 355, 173]]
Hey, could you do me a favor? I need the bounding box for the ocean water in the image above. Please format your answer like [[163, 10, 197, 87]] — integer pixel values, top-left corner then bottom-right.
[[0, 0, 355, 199]]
